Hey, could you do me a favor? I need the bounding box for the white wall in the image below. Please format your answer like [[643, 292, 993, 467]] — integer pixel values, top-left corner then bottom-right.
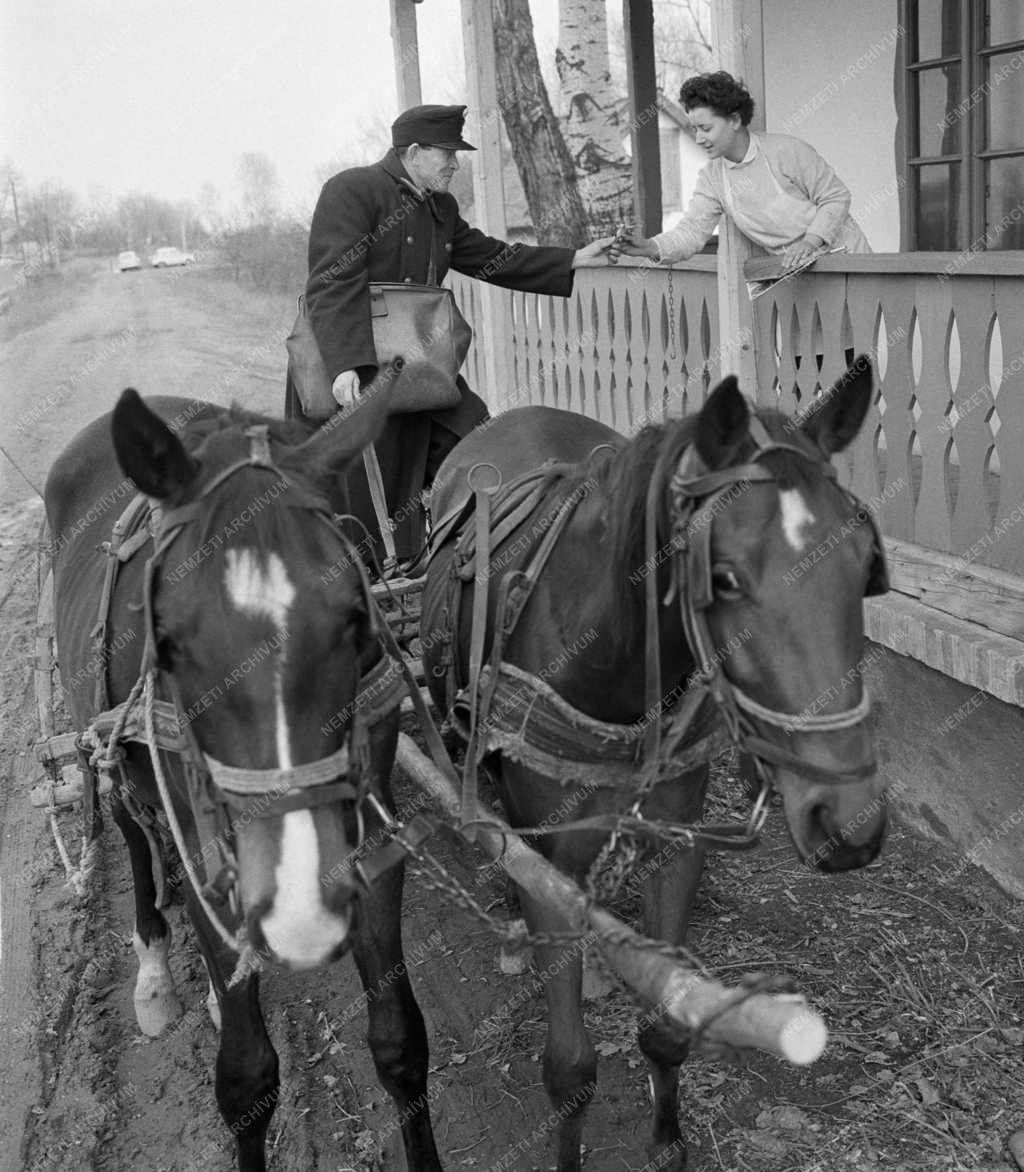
[[762, 0, 902, 251]]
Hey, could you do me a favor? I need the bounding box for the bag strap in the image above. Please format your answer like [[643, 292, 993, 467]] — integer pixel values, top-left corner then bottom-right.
[[427, 218, 438, 287]]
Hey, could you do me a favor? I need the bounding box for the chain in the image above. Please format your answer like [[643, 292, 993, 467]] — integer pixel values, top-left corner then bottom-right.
[[667, 268, 678, 361]]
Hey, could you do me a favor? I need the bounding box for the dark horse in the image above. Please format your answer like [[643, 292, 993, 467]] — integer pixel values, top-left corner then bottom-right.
[[45, 387, 442, 1170], [421, 357, 888, 1171]]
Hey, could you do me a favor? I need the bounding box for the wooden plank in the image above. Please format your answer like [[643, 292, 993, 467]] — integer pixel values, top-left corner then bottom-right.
[[745, 252, 1024, 278], [711, 0, 764, 392], [460, 0, 513, 410], [389, 0, 422, 109], [622, 0, 662, 237], [885, 538, 1024, 641], [394, 732, 828, 1065]]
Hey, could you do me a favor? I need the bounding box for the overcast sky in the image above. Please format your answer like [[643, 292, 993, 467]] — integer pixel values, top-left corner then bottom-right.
[[2, 0, 561, 216]]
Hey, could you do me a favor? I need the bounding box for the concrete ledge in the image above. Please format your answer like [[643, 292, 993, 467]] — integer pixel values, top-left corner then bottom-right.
[[865, 592, 1024, 707]]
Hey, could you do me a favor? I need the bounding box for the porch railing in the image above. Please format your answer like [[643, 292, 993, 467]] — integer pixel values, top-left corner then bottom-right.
[[450, 252, 1022, 577], [448, 256, 720, 434]]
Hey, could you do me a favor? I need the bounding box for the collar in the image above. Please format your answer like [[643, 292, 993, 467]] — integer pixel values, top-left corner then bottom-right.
[[379, 149, 443, 220], [723, 132, 759, 169]]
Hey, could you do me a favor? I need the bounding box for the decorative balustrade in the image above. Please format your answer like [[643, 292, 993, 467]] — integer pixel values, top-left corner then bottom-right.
[[450, 252, 1022, 576], [747, 253, 1023, 576], [448, 257, 720, 433]]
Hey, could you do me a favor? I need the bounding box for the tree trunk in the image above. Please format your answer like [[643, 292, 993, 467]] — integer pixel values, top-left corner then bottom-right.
[[493, 0, 589, 248], [557, 0, 634, 235]]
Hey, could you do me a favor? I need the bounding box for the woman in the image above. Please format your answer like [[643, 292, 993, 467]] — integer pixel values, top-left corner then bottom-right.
[[611, 71, 870, 269]]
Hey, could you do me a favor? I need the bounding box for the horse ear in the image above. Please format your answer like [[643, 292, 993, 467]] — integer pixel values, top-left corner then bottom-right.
[[801, 354, 874, 455], [278, 363, 396, 481], [694, 375, 750, 470], [112, 388, 199, 499]]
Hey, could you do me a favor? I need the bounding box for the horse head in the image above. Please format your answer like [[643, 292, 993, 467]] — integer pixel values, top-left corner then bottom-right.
[[112, 387, 394, 969], [676, 356, 887, 872]]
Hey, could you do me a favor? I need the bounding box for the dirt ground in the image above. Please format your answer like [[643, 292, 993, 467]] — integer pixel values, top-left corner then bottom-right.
[[1, 258, 1022, 1172]]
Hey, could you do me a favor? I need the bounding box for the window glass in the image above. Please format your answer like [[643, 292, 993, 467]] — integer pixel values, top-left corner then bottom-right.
[[987, 2, 1024, 46], [916, 65, 961, 155], [986, 51, 1024, 150], [986, 157, 1024, 248], [915, 163, 961, 249], [915, 0, 960, 61]]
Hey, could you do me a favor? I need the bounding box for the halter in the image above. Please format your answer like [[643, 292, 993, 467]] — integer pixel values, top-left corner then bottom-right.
[[140, 425, 397, 920], [654, 411, 888, 789]]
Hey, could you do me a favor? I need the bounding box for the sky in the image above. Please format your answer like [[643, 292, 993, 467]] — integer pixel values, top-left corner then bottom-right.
[[1, 0, 561, 218]]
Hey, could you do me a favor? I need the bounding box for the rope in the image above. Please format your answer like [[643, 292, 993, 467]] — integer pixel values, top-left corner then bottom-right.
[[142, 671, 259, 987], [733, 682, 871, 732]]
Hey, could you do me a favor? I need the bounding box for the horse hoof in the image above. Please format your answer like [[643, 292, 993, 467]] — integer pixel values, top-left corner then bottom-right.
[[132, 930, 183, 1037], [499, 919, 532, 975]]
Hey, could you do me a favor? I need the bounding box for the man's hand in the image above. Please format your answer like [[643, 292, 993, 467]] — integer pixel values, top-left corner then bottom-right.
[[572, 238, 618, 269], [331, 369, 361, 408]]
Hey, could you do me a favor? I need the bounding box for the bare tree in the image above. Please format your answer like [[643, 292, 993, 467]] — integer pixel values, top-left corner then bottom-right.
[[237, 151, 280, 226], [493, 0, 588, 247], [556, 0, 633, 233]]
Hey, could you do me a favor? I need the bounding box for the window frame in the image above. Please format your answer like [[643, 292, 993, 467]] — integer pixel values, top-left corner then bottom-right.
[[898, 0, 1024, 251]]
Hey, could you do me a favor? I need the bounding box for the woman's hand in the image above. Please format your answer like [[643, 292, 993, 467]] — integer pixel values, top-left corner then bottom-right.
[[606, 234, 659, 263], [781, 234, 827, 272]]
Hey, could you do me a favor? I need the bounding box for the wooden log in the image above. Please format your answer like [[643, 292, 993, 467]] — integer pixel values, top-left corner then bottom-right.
[[394, 733, 828, 1066]]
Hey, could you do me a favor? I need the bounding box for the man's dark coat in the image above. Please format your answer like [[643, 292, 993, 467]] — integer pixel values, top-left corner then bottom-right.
[[306, 149, 575, 432], [303, 149, 576, 559]]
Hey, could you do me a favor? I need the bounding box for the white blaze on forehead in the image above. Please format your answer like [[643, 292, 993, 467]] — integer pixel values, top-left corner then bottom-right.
[[260, 811, 349, 968], [224, 549, 348, 967], [224, 548, 295, 768], [779, 488, 816, 553]]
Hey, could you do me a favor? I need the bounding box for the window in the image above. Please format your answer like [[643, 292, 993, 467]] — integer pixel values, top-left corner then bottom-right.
[[901, 0, 1024, 250]]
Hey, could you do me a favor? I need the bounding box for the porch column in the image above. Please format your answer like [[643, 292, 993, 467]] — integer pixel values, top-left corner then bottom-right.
[[390, 0, 422, 109], [712, 0, 764, 390], [461, 0, 514, 409], [623, 0, 662, 236]]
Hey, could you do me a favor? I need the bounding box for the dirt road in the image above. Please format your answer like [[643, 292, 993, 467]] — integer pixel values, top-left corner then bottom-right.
[[0, 259, 1021, 1172]]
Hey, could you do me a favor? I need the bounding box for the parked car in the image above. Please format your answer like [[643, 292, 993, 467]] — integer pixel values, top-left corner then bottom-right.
[[150, 246, 195, 268], [117, 250, 141, 272]]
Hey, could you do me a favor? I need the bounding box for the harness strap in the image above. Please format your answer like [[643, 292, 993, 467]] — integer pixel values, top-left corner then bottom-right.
[[205, 740, 354, 795]]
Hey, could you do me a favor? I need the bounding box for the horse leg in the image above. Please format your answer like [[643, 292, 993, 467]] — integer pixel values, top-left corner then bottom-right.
[[110, 790, 182, 1037], [188, 897, 279, 1172], [520, 890, 596, 1172], [350, 856, 441, 1171], [636, 764, 711, 1172]]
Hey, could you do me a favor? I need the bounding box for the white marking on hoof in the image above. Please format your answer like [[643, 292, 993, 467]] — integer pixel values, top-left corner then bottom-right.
[[499, 919, 532, 975], [206, 980, 222, 1031], [779, 488, 816, 552], [132, 929, 183, 1037]]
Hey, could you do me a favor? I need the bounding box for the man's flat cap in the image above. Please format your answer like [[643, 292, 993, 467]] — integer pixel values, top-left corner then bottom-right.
[[391, 104, 477, 151]]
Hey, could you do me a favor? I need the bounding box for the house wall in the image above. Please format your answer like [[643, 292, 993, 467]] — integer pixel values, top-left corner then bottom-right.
[[761, 0, 902, 251]]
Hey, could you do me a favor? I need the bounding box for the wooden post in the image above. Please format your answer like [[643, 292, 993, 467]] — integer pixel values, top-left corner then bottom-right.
[[712, 0, 764, 392], [623, 0, 662, 237], [390, 0, 422, 109], [460, 0, 514, 410], [395, 733, 828, 1065]]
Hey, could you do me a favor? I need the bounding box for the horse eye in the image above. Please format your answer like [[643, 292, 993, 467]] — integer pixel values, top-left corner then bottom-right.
[[711, 566, 743, 600]]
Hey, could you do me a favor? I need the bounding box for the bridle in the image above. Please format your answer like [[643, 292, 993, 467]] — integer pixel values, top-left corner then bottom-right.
[[140, 425, 402, 928], [648, 411, 889, 792]]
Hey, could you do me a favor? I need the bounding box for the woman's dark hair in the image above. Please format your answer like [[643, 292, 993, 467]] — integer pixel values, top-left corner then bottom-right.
[[679, 71, 755, 125]]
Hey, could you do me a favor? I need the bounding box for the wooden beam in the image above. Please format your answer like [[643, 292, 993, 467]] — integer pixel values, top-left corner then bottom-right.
[[623, 0, 662, 236], [460, 0, 513, 408], [390, 0, 422, 109], [711, 0, 764, 392]]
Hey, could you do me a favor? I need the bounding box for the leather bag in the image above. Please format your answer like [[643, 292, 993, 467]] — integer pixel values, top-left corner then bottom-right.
[[286, 283, 471, 420]]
